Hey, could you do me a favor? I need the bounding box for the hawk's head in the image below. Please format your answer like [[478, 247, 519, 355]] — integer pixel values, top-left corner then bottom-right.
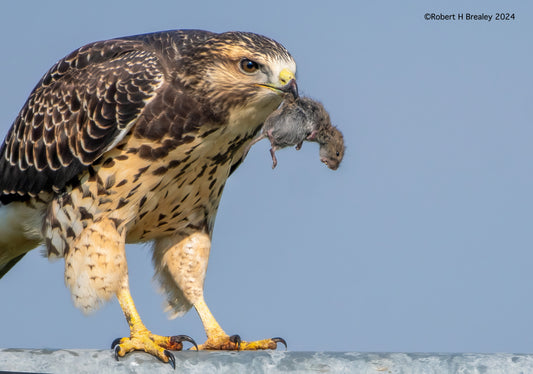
[[176, 31, 297, 131]]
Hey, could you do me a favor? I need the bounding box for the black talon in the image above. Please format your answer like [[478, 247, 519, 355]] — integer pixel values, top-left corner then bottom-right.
[[164, 350, 176, 370], [272, 337, 287, 350], [111, 337, 122, 350], [229, 334, 242, 350], [171, 334, 198, 351], [113, 345, 121, 361]]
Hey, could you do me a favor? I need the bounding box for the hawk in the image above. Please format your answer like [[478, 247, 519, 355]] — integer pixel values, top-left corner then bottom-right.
[[0, 29, 297, 366]]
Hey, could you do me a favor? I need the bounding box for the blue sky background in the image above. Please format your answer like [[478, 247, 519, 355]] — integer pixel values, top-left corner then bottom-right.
[[0, 1, 532, 353]]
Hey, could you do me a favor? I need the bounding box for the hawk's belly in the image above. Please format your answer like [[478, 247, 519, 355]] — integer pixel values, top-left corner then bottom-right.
[[107, 134, 233, 242], [43, 128, 248, 258]]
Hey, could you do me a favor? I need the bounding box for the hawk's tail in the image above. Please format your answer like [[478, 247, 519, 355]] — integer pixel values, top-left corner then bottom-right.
[[0, 202, 42, 279], [0, 253, 26, 279]]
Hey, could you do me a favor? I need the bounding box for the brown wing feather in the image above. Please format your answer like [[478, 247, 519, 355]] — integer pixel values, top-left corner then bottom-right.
[[0, 38, 164, 202]]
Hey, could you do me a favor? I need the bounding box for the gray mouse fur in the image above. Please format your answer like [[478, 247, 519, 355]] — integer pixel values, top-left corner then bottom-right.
[[246, 97, 345, 169]]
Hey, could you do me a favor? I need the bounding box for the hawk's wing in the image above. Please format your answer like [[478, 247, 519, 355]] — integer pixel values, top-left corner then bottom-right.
[[0, 38, 165, 202]]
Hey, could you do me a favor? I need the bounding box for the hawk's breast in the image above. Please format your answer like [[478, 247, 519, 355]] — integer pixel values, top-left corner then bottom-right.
[[87, 118, 258, 244]]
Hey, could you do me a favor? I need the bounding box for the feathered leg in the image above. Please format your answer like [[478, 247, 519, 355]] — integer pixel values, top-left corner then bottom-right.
[[64, 217, 195, 367], [64, 217, 128, 313], [155, 231, 286, 351]]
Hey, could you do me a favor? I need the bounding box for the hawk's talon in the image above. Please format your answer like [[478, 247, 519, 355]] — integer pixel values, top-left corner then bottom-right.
[[111, 337, 122, 350], [114, 344, 121, 361], [164, 350, 176, 370], [170, 334, 198, 351], [229, 334, 242, 350], [272, 337, 287, 350]]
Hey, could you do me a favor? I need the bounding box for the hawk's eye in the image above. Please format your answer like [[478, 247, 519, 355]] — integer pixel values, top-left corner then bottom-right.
[[336, 151, 340, 157], [240, 58, 259, 73]]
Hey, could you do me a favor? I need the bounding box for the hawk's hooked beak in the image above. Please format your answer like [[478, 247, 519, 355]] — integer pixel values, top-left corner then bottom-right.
[[278, 69, 299, 99], [257, 68, 299, 99]]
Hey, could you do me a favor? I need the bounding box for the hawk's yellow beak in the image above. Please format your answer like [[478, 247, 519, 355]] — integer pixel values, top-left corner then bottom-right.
[[278, 69, 298, 99], [257, 68, 298, 99], [279, 69, 295, 86]]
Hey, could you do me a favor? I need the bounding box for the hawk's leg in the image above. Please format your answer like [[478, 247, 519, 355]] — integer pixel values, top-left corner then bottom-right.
[[158, 231, 286, 351], [193, 298, 286, 350], [62, 217, 196, 365], [113, 274, 197, 367]]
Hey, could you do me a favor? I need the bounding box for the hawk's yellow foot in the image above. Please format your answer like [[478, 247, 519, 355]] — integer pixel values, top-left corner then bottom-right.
[[113, 280, 197, 368], [192, 298, 287, 351], [194, 334, 286, 351], [111, 333, 196, 368]]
